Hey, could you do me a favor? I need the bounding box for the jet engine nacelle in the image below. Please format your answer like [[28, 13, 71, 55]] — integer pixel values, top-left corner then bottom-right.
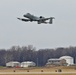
[[49, 17, 55, 24], [39, 16, 45, 19]]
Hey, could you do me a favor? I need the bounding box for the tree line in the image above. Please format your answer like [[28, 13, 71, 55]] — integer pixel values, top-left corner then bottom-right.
[[0, 45, 76, 66]]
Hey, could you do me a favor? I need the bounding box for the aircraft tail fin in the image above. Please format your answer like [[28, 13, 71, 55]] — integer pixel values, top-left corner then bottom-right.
[[49, 17, 55, 24]]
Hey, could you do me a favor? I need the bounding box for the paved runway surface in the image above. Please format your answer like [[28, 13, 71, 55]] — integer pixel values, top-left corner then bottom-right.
[[0, 72, 76, 74]]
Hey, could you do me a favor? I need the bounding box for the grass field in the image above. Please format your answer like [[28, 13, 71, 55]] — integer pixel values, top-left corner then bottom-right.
[[0, 66, 76, 75]]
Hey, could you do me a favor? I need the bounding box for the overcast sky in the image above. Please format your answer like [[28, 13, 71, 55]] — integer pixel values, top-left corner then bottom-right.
[[0, 0, 76, 49]]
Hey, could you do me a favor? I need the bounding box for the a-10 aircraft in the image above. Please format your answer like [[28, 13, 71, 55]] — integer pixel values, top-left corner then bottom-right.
[[17, 13, 55, 24]]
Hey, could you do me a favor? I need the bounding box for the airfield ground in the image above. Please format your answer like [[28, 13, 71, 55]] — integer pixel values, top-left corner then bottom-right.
[[0, 66, 76, 75]]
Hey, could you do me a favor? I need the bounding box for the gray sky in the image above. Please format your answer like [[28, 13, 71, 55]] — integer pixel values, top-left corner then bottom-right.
[[0, 0, 76, 49]]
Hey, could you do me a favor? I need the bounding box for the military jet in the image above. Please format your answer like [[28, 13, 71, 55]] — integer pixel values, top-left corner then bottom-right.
[[17, 13, 55, 24]]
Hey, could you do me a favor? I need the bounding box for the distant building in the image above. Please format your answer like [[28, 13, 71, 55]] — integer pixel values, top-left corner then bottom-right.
[[59, 56, 74, 66], [46, 56, 74, 66], [21, 61, 36, 67], [46, 58, 67, 66], [6, 61, 20, 67]]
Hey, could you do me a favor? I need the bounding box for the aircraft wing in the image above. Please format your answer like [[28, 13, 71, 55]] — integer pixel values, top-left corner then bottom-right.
[[17, 18, 30, 21], [40, 17, 55, 21]]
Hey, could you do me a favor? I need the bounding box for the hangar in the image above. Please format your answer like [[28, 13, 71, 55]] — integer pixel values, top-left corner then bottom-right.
[[46, 56, 74, 66], [6, 61, 20, 67], [21, 61, 36, 67], [59, 56, 74, 66]]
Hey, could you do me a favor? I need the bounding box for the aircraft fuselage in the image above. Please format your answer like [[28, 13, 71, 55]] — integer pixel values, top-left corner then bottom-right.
[[23, 13, 39, 21]]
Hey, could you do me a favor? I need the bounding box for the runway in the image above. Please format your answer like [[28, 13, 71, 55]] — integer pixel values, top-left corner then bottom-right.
[[0, 72, 76, 74]]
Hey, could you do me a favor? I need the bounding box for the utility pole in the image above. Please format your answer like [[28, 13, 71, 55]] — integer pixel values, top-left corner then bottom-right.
[[37, 58, 38, 67]]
